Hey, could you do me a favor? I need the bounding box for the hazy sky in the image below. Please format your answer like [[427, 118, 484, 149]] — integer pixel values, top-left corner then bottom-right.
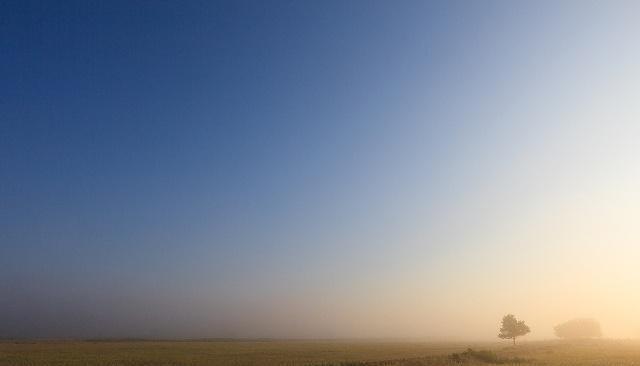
[[2, 0, 640, 340]]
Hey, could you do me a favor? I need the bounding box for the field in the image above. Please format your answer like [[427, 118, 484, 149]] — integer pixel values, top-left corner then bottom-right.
[[1, 339, 640, 366]]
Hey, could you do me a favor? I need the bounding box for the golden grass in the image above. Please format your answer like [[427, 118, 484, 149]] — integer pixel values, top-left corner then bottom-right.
[[1, 339, 639, 365]]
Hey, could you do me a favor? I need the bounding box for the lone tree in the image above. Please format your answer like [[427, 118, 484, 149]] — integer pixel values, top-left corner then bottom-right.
[[554, 318, 602, 339], [498, 314, 530, 345]]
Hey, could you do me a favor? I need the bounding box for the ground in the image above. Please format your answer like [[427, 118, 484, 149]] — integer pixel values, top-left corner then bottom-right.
[[1, 339, 639, 365]]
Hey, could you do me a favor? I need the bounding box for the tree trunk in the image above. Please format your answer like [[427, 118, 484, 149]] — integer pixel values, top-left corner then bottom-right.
[[513, 337, 516, 345]]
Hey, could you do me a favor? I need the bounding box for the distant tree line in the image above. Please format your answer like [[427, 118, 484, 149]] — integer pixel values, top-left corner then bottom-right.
[[497, 315, 602, 344], [554, 318, 602, 339]]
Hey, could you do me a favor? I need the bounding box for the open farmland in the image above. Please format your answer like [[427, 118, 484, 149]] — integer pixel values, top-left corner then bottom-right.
[[1, 339, 640, 366]]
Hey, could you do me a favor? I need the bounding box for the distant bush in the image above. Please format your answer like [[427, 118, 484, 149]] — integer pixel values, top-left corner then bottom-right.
[[449, 348, 530, 364], [554, 318, 602, 339]]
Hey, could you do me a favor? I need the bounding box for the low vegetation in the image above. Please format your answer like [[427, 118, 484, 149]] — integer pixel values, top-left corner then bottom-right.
[[2, 339, 640, 365], [448, 348, 529, 364]]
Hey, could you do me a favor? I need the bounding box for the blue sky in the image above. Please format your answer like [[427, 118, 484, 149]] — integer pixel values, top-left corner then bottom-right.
[[2, 1, 640, 339]]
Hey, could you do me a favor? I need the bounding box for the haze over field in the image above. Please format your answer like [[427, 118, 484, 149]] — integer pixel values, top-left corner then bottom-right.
[[2, 1, 640, 341]]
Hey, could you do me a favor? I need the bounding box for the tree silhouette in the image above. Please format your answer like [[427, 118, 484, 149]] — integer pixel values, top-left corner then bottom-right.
[[498, 314, 530, 345], [554, 318, 602, 339]]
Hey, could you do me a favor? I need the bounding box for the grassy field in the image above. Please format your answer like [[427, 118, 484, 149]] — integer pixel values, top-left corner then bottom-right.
[[1, 339, 640, 366]]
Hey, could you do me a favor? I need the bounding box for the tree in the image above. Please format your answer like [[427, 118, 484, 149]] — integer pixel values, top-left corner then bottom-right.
[[498, 314, 530, 345], [554, 318, 602, 339]]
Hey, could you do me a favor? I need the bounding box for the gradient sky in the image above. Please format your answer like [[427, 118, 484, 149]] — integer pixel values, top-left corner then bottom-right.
[[2, 0, 640, 340]]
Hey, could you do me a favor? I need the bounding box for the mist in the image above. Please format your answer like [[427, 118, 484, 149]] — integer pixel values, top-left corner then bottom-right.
[[2, 1, 640, 341]]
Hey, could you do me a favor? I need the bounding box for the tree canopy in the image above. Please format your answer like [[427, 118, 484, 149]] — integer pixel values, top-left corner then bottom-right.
[[554, 318, 602, 339], [498, 314, 530, 345]]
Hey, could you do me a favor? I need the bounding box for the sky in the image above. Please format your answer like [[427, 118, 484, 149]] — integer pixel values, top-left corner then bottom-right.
[[2, 0, 640, 340]]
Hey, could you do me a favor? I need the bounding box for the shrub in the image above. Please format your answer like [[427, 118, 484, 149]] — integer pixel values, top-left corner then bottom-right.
[[448, 348, 530, 364]]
